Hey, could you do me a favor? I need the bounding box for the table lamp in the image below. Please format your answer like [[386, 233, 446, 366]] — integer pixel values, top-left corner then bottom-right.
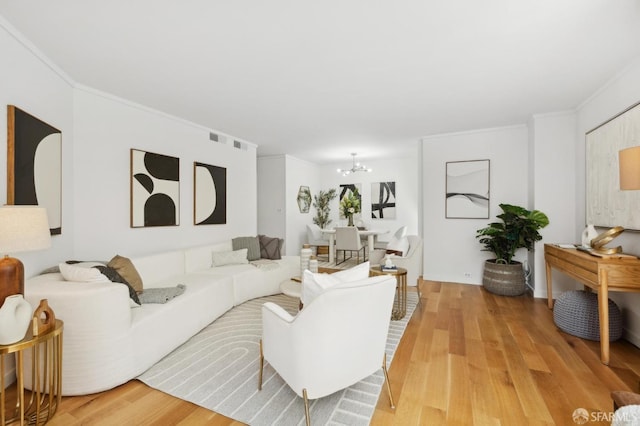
[[0, 206, 51, 308], [619, 146, 640, 190]]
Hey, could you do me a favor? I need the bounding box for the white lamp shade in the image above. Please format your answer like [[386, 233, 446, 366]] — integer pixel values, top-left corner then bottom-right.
[[619, 146, 640, 190], [0, 206, 52, 254]]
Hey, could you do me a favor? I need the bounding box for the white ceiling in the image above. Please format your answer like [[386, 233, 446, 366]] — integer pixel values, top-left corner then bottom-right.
[[1, 1, 640, 163]]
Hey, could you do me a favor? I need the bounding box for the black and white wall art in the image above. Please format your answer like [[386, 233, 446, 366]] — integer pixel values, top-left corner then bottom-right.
[[445, 159, 490, 219], [130, 149, 180, 227], [7, 105, 62, 235], [194, 162, 227, 225], [371, 181, 396, 219]]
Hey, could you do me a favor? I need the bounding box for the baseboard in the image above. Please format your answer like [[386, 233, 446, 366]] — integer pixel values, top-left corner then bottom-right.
[[623, 328, 640, 349]]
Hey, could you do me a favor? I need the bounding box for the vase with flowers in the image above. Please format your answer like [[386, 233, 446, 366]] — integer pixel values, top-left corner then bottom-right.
[[339, 187, 361, 227]]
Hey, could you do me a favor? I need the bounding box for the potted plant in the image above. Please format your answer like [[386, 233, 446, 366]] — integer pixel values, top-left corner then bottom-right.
[[476, 203, 549, 296], [312, 189, 337, 229], [339, 187, 361, 227]]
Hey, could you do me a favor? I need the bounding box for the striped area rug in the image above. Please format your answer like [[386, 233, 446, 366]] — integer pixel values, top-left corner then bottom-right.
[[138, 292, 418, 426]]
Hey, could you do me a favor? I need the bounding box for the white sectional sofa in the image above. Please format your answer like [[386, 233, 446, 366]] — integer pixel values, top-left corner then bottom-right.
[[24, 240, 299, 396]]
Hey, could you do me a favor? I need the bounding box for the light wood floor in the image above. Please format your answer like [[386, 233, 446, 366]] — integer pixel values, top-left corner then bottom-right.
[[36, 281, 640, 425]]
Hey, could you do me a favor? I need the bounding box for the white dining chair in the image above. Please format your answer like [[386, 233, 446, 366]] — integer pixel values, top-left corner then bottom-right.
[[334, 226, 366, 265]]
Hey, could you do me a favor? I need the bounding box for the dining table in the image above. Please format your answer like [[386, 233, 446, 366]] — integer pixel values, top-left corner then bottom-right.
[[320, 228, 389, 264]]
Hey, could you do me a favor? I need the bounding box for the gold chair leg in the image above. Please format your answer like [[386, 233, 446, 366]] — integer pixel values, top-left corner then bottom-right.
[[258, 340, 264, 390], [303, 388, 311, 426], [382, 353, 395, 409]]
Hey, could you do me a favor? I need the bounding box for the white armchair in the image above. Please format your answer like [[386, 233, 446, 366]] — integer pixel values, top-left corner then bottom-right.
[[391, 235, 423, 287], [259, 274, 397, 425], [370, 235, 423, 297], [306, 224, 329, 259]]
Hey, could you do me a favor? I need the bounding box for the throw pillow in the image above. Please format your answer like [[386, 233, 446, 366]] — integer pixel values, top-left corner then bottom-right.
[[138, 284, 186, 304], [108, 255, 144, 293], [258, 234, 283, 260], [331, 261, 371, 282], [301, 261, 371, 305], [301, 269, 340, 305], [232, 236, 261, 261], [93, 265, 141, 306], [212, 248, 249, 266], [386, 236, 409, 257], [59, 263, 110, 283]]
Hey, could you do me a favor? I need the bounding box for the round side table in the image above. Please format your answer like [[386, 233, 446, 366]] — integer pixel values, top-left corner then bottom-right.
[[370, 266, 408, 320], [280, 279, 303, 310], [280, 280, 302, 299], [0, 319, 63, 426]]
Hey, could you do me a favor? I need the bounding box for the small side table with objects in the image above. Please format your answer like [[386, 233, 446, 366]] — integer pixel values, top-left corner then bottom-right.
[[0, 301, 63, 426], [370, 266, 407, 320]]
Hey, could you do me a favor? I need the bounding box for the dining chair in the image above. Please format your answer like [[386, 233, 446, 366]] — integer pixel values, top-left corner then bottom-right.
[[334, 226, 366, 265]]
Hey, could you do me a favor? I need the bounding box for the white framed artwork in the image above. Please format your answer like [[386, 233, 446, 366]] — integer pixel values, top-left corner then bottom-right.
[[445, 159, 490, 219]]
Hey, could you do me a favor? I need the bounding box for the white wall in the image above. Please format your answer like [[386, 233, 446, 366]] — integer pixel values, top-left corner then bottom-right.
[[421, 125, 529, 285], [285, 156, 321, 255], [73, 87, 258, 259], [257, 156, 286, 243], [575, 56, 640, 345], [0, 20, 75, 278], [529, 112, 578, 297], [257, 155, 321, 255], [318, 155, 420, 240]]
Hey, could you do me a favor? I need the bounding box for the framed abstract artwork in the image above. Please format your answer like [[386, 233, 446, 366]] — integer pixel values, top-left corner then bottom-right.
[[7, 105, 62, 235], [371, 182, 396, 219], [586, 100, 640, 229], [130, 149, 180, 227], [194, 162, 227, 225], [445, 159, 490, 219]]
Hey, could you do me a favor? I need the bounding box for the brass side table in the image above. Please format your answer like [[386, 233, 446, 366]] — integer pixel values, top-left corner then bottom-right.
[[370, 266, 408, 320], [0, 319, 63, 426]]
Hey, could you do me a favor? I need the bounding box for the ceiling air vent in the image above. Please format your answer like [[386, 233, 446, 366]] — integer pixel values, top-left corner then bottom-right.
[[233, 140, 247, 151], [210, 132, 227, 144]]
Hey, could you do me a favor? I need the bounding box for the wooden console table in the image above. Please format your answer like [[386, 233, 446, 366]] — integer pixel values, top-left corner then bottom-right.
[[544, 244, 640, 364]]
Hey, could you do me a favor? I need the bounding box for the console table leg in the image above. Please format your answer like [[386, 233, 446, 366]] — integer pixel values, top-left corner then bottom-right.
[[598, 274, 610, 365], [545, 260, 554, 309]]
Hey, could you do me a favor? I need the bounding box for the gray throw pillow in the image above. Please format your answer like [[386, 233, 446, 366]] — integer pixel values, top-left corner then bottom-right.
[[232, 236, 261, 261], [258, 235, 283, 260]]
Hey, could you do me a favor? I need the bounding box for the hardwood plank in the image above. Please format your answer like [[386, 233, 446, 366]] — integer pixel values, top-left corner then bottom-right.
[[42, 280, 640, 425]]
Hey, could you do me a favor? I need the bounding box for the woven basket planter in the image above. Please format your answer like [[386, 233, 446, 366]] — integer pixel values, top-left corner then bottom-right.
[[482, 260, 526, 296]]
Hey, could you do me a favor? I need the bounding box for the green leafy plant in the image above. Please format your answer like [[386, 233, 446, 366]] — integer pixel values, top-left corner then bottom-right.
[[476, 203, 549, 264], [312, 189, 337, 229], [339, 187, 361, 218]]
